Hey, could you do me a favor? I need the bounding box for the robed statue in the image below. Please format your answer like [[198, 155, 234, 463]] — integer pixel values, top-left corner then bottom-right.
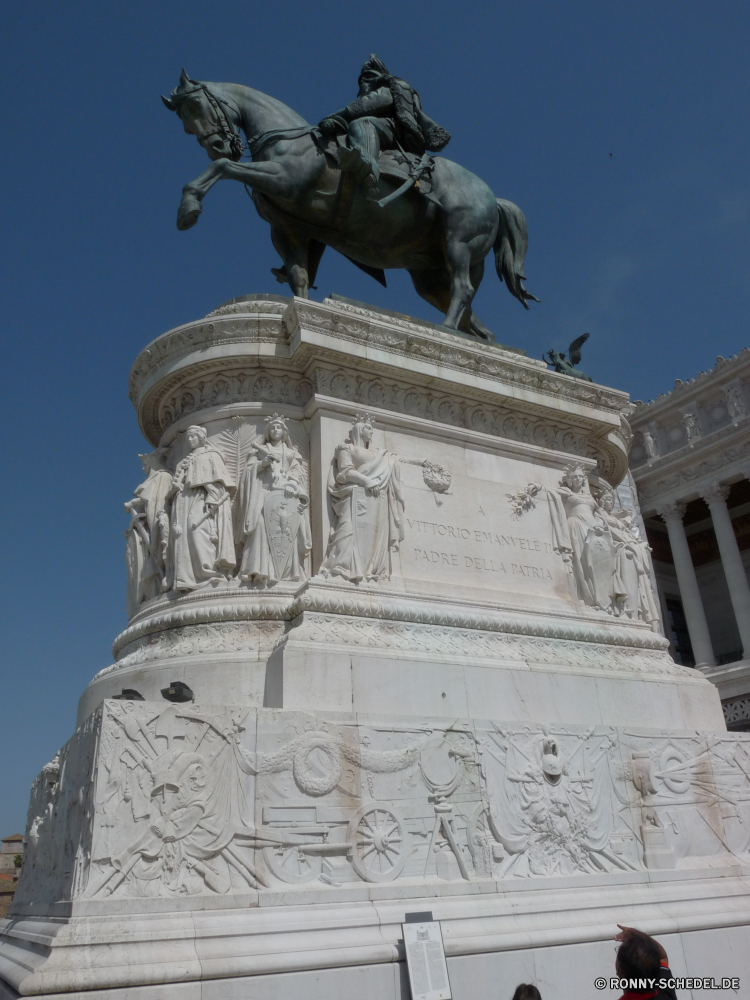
[[166, 425, 236, 591], [234, 415, 311, 585], [124, 450, 172, 617], [319, 414, 404, 584], [163, 58, 538, 342]]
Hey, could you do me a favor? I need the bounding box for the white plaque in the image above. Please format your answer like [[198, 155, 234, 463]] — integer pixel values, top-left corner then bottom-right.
[[402, 920, 452, 1000]]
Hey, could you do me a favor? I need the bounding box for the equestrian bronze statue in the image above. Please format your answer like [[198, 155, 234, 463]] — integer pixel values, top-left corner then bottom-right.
[[163, 59, 539, 342]]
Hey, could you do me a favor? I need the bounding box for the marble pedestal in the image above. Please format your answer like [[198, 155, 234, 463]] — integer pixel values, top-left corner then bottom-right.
[[2, 296, 748, 999]]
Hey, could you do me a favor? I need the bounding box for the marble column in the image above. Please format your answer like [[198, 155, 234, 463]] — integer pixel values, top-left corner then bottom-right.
[[657, 501, 716, 669], [702, 483, 750, 658]]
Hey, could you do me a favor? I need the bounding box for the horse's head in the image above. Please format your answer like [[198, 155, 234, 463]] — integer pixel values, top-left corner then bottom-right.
[[162, 69, 243, 161]]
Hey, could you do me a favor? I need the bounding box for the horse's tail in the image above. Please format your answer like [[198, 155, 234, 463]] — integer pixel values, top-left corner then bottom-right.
[[494, 199, 540, 309]]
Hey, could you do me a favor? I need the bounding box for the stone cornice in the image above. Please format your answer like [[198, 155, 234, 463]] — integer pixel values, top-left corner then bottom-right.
[[112, 579, 668, 660], [632, 424, 750, 508], [130, 297, 632, 484], [631, 348, 750, 421], [131, 297, 629, 423], [290, 298, 630, 417]]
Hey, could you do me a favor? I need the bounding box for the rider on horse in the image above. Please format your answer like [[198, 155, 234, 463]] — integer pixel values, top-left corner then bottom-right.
[[318, 55, 451, 192]]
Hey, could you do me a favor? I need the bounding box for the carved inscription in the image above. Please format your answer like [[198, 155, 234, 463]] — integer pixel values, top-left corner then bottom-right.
[[400, 470, 566, 598]]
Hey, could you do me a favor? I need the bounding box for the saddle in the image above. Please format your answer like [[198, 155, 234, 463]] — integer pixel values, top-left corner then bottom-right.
[[319, 134, 438, 206]]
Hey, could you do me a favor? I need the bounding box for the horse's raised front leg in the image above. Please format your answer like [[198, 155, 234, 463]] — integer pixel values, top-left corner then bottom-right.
[[177, 157, 302, 231]]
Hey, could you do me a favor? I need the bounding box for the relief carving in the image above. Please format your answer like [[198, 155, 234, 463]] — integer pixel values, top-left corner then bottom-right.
[[16, 708, 750, 904], [509, 464, 659, 626], [88, 702, 266, 897], [319, 414, 405, 583], [234, 414, 311, 585], [167, 425, 236, 591], [125, 450, 172, 617], [477, 727, 633, 877], [724, 382, 747, 422]]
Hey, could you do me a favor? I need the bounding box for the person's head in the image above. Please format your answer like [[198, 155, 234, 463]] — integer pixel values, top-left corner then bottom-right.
[[186, 425, 208, 451], [349, 414, 375, 447], [264, 413, 291, 446], [358, 54, 390, 95], [139, 447, 168, 474], [597, 485, 615, 512], [512, 985, 542, 1000], [563, 463, 587, 493], [615, 934, 661, 980]]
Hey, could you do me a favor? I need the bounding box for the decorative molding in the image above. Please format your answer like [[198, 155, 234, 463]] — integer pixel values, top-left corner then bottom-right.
[[108, 620, 287, 672], [636, 436, 750, 504], [723, 695, 750, 726], [111, 583, 671, 661], [290, 612, 685, 677], [298, 299, 630, 415], [130, 303, 291, 402], [631, 348, 750, 417]]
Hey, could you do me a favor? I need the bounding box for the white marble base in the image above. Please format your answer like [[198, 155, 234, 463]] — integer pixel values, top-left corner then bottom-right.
[[2, 873, 750, 998], [4, 298, 744, 998]]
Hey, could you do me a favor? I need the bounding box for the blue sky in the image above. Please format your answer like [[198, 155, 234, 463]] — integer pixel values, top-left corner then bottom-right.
[[2, 1, 749, 833]]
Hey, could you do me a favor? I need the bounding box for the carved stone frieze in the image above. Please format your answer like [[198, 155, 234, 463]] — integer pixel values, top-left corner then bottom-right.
[[290, 611, 684, 676], [14, 704, 750, 907], [158, 369, 314, 432], [637, 436, 750, 503], [151, 361, 595, 462], [293, 298, 630, 416], [110, 620, 287, 672], [112, 581, 672, 660], [129, 301, 291, 403], [723, 695, 750, 727]]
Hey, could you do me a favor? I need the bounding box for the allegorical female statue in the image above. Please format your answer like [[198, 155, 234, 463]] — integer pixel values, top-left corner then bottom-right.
[[166, 425, 235, 591], [596, 486, 660, 627], [547, 463, 615, 611], [234, 414, 311, 585], [320, 414, 404, 583], [124, 450, 172, 617]]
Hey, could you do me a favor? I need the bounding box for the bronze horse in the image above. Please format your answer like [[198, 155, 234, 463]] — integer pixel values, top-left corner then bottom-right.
[[163, 70, 539, 341]]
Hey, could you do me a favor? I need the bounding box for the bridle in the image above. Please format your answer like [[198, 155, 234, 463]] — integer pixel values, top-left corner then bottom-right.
[[176, 82, 248, 161], [171, 78, 326, 167]]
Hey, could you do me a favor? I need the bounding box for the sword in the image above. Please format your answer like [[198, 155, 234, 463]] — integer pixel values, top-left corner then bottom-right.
[[377, 153, 434, 209], [192, 490, 230, 529]]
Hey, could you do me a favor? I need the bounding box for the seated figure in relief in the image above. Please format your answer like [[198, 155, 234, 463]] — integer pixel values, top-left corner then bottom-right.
[[596, 485, 660, 627], [124, 449, 172, 617], [234, 414, 311, 585], [320, 414, 404, 584], [547, 463, 616, 612], [166, 425, 236, 591]]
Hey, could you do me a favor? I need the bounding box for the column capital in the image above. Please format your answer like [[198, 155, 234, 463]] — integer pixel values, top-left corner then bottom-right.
[[656, 500, 686, 521], [701, 482, 730, 506]]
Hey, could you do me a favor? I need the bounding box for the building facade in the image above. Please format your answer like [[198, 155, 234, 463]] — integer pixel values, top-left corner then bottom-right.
[[630, 349, 750, 729]]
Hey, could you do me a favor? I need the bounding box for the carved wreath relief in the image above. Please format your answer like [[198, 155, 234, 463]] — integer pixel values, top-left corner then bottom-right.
[[509, 463, 660, 625], [125, 415, 312, 614], [15, 703, 750, 902]]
